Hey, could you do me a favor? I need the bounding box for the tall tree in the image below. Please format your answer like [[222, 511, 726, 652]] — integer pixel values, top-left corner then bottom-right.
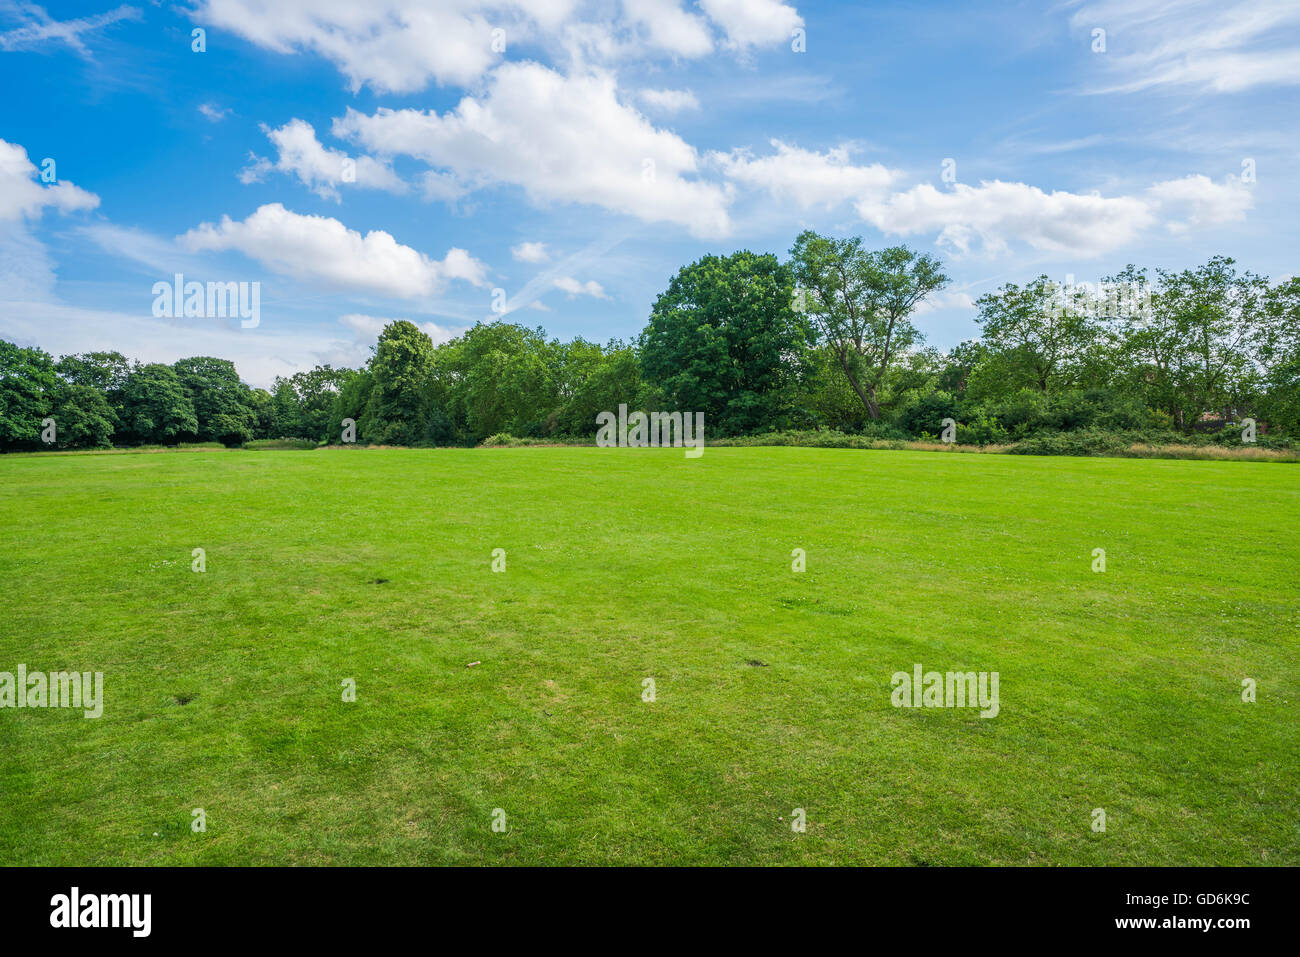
[[974, 276, 1101, 394], [1155, 256, 1268, 426], [119, 363, 198, 444], [0, 340, 57, 450], [173, 356, 258, 444], [1259, 276, 1300, 434], [271, 365, 355, 441], [640, 250, 811, 434], [361, 321, 437, 445], [50, 383, 116, 448], [788, 232, 946, 420]]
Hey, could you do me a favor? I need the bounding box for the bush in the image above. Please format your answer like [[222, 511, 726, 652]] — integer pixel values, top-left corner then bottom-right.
[[477, 433, 563, 447], [896, 390, 959, 438], [1006, 430, 1129, 456], [243, 438, 318, 450], [957, 410, 1010, 446]]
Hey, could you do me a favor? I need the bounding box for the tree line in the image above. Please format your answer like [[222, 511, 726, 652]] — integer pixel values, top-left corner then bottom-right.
[[2, 230, 1297, 451]]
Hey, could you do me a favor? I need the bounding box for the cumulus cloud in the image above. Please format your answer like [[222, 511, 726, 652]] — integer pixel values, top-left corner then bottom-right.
[[0, 139, 99, 221], [554, 276, 609, 298], [195, 1, 801, 93], [197, 0, 507, 93], [511, 241, 550, 262], [638, 87, 701, 114], [622, 0, 712, 57], [716, 140, 1252, 257], [714, 140, 896, 208], [854, 175, 1253, 257], [339, 313, 465, 346], [856, 181, 1152, 257], [179, 203, 487, 299], [700, 0, 802, 49], [241, 119, 406, 200], [334, 62, 731, 237], [1145, 174, 1254, 233]]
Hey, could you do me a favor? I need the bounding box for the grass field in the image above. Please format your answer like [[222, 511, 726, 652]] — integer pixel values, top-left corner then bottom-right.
[[1, 447, 1296, 865]]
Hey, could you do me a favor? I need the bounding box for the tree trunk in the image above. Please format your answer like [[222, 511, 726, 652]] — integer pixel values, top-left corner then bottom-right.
[[835, 350, 880, 420]]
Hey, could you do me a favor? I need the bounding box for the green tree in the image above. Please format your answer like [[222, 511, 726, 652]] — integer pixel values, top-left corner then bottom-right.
[[936, 340, 989, 398], [50, 383, 116, 448], [974, 276, 1101, 395], [0, 340, 57, 450], [173, 356, 258, 444], [247, 388, 276, 439], [788, 233, 947, 420], [120, 363, 198, 444], [330, 369, 373, 444], [554, 341, 644, 437], [361, 321, 437, 445], [1258, 276, 1300, 435], [271, 365, 355, 441], [640, 250, 811, 434], [434, 323, 560, 441]]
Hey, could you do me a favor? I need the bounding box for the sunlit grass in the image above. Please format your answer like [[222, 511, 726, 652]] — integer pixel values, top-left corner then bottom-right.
[[1, 447, 1296, 864]]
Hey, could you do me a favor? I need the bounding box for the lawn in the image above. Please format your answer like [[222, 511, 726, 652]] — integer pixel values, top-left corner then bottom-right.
[[0, 446, 1296, 865]]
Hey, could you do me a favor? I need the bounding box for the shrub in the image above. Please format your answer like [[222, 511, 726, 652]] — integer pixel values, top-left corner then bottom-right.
[[957, 410, 1009, 446], [896, 390, 959, 438], [243, 438, 318, 450], [1007, 430, 1129, 456]]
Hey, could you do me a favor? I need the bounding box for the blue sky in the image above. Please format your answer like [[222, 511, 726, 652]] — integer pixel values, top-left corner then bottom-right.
[[2, 0, 1297, 387]]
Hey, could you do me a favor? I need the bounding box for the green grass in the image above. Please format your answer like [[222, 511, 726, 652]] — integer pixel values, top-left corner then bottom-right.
[[1, 446, 1296, 865]]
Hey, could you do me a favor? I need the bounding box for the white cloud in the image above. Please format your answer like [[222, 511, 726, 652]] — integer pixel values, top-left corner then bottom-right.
[[78, 223, 208, 276], [197, 0, 506, 93], [710, 139, 1251, 258], [715, 140, 896, 209], [0, 3, 140, 56], [198, 103, 232, 122], [638, 87, 700, 114], [243, 119, 406, 200], [622, 0, 712, 57], [0, 139, 100, 221], [1146, 174, 1253, 234], [0, 220, 59, 300], [1073, 0, 1300, 93], [195, 1, 799, 93], [699, 0, 802, 49], [554, 275, 609, 298], [335, 62, 731, 237], [339, 313, 465, 345], [854, 175, 1253, 257], [911, 290, 976, 317], [857, 180, 1152, 257], [511, 241, 550, 262], [179, 203, 488, 299]]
